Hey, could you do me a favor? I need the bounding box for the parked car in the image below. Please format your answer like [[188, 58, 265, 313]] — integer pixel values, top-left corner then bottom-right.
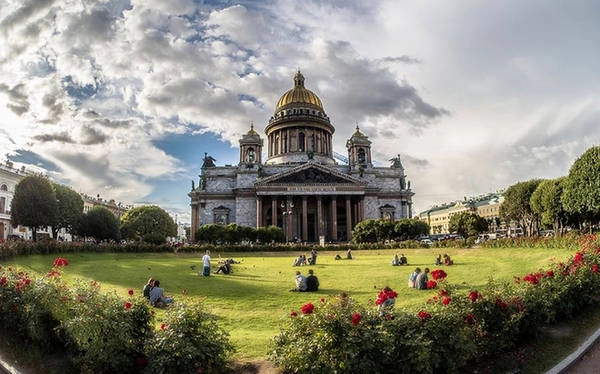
[[420, 239, 433, 246]]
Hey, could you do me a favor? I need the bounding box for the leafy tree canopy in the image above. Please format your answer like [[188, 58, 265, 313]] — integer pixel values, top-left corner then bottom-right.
[[563, 146, 600, 223], [52, 183, 84, 238], [499, 179, 542, 236], [80, 206, 121, 242], [394, 218, 430, 241], [448, 211, 488, 238], [120, 205, 176, 243], [10, 175, 57, 240]]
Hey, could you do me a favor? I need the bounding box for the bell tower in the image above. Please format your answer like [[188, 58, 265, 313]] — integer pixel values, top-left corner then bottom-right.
[[346, 125, 372, 170], [239, 122, 263, 167]]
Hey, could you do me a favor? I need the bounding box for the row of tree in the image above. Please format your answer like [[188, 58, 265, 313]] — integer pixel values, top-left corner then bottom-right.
[[195, 224, 284, 244], [10, 176, 177, 243], [351, 218, 430, 243], [499, 146, 600, 236]]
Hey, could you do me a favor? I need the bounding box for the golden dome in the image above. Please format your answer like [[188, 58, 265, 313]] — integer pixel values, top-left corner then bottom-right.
[[275, 71, 325, 113]]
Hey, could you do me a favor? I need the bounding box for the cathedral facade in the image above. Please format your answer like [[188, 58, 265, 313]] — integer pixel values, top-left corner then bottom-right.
[[189, 72, 414, 242]]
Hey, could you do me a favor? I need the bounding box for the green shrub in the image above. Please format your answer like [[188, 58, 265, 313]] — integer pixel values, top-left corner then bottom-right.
[[60, 280, 153, 373], [145, 301, 234, 374], [270, 234, 600, 373], [271, 294, 387, 373]]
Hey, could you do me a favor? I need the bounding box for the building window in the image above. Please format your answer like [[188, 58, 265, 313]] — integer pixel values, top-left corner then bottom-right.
[[0, 197, 4, 213], [298, 132, 305, 151], [213, 206, 231, 225]]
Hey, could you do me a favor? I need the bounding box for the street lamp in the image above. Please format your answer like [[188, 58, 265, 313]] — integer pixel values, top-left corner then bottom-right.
[[281, 200, 294, 243]]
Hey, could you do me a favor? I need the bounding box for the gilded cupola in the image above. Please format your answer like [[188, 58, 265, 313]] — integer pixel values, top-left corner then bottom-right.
[[265, 71, 335, 165], [275, 71, 325, 114]]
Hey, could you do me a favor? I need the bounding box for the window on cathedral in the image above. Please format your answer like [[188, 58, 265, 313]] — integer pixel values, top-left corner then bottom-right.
[[0, 197, 4, 213], [298, 132, 305, 151], [0, 184, 6, 191]]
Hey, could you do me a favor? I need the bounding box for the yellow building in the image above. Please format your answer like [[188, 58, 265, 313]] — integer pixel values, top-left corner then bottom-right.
[[418, 192, 504, 234]]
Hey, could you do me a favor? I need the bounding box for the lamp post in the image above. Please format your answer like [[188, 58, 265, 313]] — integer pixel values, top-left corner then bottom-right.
[[281, 200, 294, 243]]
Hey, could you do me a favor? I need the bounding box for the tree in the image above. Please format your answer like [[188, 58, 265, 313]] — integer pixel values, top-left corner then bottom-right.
[[52, 183, 84, 239], [530, 177, 569, 235], [563, 146, 600, 230], [80, 206, 120, 242], [448, 212, 489, 239], [351, 219, 378, 243], [499, 179, 542, 236], [394, 218, 430, 241], [120, 205, 176, 244], [10, 175, 57, 241]]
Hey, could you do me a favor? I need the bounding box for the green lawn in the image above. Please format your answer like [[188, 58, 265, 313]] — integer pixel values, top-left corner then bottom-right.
[[4, 247, 574, 360]]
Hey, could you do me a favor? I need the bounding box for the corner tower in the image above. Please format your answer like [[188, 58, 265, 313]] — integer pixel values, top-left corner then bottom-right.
[[264, 71, 335, 165], [239, 122, 263, 166]]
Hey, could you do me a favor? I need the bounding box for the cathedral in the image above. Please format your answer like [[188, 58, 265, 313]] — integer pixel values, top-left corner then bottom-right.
[[189, 72, 414, 242]]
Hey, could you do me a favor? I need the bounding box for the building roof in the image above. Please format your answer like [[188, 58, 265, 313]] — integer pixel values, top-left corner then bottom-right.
[[275, 71, 325, 113]]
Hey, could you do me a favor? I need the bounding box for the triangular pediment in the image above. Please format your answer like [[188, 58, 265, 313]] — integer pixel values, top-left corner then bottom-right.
[[256, 161, 365, 186]]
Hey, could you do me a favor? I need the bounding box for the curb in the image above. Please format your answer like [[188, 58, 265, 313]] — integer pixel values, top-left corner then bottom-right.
[[545, 327, 600, 374], [0, 354, 21, 374]]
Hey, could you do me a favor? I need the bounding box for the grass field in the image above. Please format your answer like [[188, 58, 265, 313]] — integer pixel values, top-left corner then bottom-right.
[[4, 247, 576, 361]]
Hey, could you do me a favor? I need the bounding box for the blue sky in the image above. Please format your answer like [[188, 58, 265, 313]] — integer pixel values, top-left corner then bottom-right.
[[1, 0, 600, 224]]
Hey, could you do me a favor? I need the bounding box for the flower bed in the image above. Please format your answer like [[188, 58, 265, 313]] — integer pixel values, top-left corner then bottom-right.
[[0, 258, 233, 373], [270, 234, 600, 373]]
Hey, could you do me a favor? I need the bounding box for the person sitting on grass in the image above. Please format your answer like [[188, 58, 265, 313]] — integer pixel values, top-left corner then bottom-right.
[[142, 278, 154, 299], [149, 280, 174, 307], [391, 253, 400, 266], [415, 268, 430, 290], [408, 267, 421, 288], [435, 254, 443, 266], [346, 249, 353, 260], [400, 254, 408, 265], [443, 253, 454, 266], [305, 269, 320, 292], [291, 270, 307, 292], [215, 258, 232, 274]]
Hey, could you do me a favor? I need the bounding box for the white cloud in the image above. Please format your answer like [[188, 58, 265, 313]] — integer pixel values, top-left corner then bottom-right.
[[1, 0, 599, 221]]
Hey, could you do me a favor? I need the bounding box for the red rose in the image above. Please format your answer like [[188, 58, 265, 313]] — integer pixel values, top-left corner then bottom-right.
[[426, 280, 437, 289], [465, 313, 475, 325], [0, 276, 6, 286], [160, 323, 168, 330], [469, 290, 481, 302], [124, 301, 132, 309], [53, 257, 69, 267], [442, 297, 451, 306], [301, 303, 314, 314], [320, 298, 326, 303], [418, 310, 431, 321], [592, 264, 599, 273], [351, 312, 362, 326], [128, 288, 134, 296], [290, 311, 298, 317], [431, 269, 447, 280]]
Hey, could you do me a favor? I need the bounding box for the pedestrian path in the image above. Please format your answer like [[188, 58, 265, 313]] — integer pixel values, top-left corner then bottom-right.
[[546, 327, 600, 373]]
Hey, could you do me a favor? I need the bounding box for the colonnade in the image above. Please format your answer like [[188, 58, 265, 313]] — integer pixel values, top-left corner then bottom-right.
[[256, 195, 364, 243]]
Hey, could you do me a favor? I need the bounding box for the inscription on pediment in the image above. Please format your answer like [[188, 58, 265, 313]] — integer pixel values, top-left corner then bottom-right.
[[273, 168, 351, 184]]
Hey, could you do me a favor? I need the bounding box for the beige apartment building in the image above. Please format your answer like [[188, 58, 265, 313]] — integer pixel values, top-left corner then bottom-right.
[[418, 192, 504, 234]]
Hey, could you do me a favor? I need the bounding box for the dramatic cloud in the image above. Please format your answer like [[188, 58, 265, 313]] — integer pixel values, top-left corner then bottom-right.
[[1, 0, 599, 223]]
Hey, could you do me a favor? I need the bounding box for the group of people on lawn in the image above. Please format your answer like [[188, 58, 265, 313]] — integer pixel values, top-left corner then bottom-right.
[[142, 249, 454, 311]]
